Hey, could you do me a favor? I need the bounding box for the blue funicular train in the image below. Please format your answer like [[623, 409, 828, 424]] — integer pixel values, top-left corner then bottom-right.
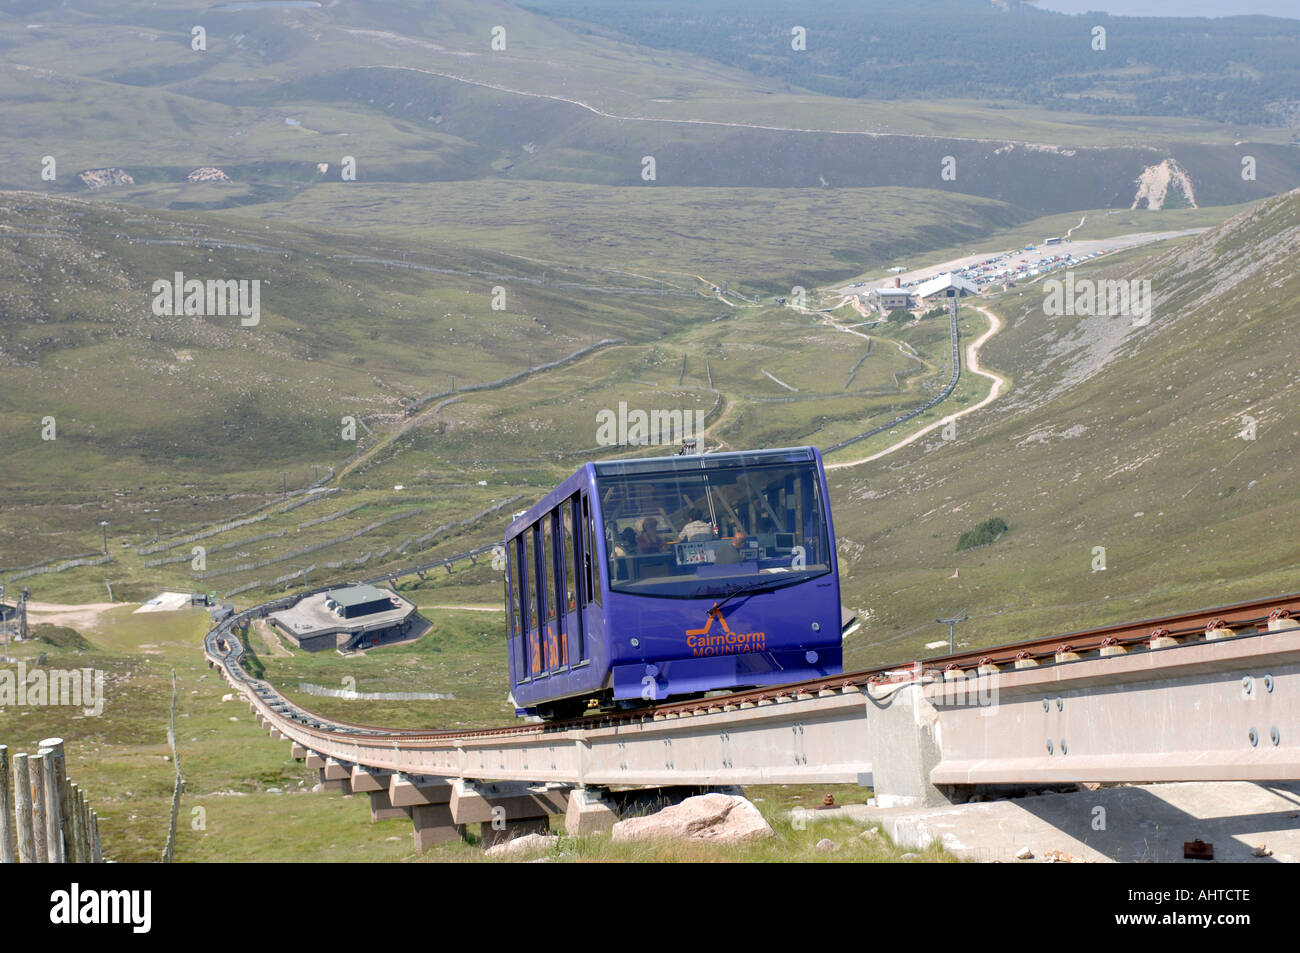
[[503, 446, 843, 719]]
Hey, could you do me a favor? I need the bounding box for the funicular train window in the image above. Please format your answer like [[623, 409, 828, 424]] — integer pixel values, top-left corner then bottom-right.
[[562, 497, 578, 616], [582, 494, 600, 607], [529, 523, 544, 675], [512, 535, 533, 679], [593, 455, 832, 598], [506, 542, 519, 640], [541, 513, 559, 669], [564, 495, 584, 662]]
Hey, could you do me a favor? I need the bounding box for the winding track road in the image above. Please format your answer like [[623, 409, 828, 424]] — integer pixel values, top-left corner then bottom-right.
[[825, 305, 1006, 470]]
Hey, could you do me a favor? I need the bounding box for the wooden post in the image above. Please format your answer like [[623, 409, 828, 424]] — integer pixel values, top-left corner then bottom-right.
[[29, 753, 47, 863], [0, 745, 13, 863], [13, 753, 34, 863], [38, 747, 62, 863], [40, 738, 71, 864], [91, 813, 103, 863], [79, 792, 91, 861], [66, 782, 82, 864]]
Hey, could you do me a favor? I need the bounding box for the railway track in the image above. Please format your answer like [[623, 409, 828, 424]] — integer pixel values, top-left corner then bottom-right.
[[823, 303, 962, 454], [207, 587, 1300, 763], [205, 579, 1300, 846]]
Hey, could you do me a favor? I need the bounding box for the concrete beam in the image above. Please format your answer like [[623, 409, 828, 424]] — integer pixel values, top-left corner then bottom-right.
[[928, 636, 1300, 785], [367, 790, 411, 823], [389, 774, 452, 808], [323, 758, 351, 781], [304, 752, 326, 770], [449, 780, 570, 825], [410, 804, 466, 851], [290, 743, 307, 760]]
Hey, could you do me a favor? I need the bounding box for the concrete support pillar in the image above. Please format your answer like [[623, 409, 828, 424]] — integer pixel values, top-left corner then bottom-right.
[[449, 780, 568, 824], [317, 769, 351, 795], [367, 790, 411, 823], [564, 787, 618, 835], [865, 683, 948, 808], [350, 765, 389, 793], [450, 780, 569, 850], [388, 774, 451, 808], [410, 804, 465, 851], [322, 758, 350, 781], [290, 743, 307, 760], [304, 752, 326, 770]]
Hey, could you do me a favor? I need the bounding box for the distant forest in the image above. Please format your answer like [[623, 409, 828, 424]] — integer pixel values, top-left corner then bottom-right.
[[522, 0, 1300, 127]]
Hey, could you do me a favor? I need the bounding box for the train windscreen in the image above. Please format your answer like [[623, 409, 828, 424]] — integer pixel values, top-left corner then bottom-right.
[[596, 458, 832, 598]]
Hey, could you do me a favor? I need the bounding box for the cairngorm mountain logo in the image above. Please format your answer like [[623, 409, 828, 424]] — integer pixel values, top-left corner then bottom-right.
[[685, 607, 765, 657], [596, 402, 706, 447], [151, 270, 261, 326]]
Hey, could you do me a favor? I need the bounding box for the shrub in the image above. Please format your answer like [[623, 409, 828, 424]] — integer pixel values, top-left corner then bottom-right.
[[956, 517, 1007, 553]]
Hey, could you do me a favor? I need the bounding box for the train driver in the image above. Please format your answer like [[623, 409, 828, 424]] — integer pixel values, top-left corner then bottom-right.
[[714, 529, 748, 564]]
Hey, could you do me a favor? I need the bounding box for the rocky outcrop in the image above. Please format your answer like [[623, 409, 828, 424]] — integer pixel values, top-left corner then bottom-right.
[[77, 168, 134, 189], [611, 793, 774, 844], [1131, 157, 1198, 210], [187, 167, 231, 183]]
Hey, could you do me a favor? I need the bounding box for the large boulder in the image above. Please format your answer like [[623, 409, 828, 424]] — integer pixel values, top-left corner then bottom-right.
[[612, 794, 774, 845], [485, 832, 556, 857]]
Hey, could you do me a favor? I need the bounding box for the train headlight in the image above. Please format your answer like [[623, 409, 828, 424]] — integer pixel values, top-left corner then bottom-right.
[[806, 650, 819, 664], [811, 622, 821, 631]]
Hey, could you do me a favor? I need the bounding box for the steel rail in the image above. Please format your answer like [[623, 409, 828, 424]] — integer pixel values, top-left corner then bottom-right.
[[206, 589, 1300, 789]]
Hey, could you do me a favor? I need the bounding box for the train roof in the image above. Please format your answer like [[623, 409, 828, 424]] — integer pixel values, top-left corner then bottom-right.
[[505, 447, 823, 538], [591, 446, 819, 477]]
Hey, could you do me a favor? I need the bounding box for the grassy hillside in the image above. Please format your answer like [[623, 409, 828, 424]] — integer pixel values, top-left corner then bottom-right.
[[1, 0, 1295, 217], [830, 188, 1300, 668], [0, 184, 982, 592]]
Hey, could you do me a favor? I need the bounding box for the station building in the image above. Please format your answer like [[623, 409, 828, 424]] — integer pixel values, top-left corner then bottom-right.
[[867, 285, 914, 313], [914, 273, 979, 302], [268, 584, 428, 652]]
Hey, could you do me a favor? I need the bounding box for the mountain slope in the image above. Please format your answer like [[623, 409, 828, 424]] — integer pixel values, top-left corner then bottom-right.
[[830, 189, 1300, 666]]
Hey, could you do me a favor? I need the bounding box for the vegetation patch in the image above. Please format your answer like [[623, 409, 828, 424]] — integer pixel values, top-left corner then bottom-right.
[[956, 517, 1008, 554]]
